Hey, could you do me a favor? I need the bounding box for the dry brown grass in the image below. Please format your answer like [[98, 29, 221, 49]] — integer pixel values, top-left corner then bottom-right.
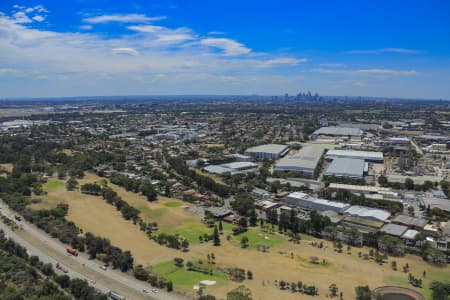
[[0, 163, 14, 173], [27, 173, 450, 299]]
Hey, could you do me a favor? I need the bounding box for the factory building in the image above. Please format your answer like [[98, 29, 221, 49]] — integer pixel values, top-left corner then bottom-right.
[[203, 161, 257, 175], [344, 205, 390, 222], [244, 144, 289, 160], [283, 192, 350, 213], [326, 149, 384, 163], [324, 157, 367, 178], [310, 126, 363, 139], [274, 146, 324, 176]]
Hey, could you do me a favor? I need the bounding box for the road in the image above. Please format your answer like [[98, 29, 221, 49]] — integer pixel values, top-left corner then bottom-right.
[[0, 200, 189, 300]]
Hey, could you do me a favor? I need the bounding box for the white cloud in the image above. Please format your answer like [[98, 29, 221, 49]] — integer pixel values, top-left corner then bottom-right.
[[127, 25, 164, 33], [257, 57, 306, 68], [13, 11, 32, 23], [310, 68, 417, 76], [79, 25, 92, 30], [208, 31, 225, 35], [0, 68, 18, 74], [112, 47, 139, 56], [32, 15, 45, 22], [83, 14, 166, 24], [200, 38, 251, 56], [127, 25, 195, 44], [346, 48, 422, 54]]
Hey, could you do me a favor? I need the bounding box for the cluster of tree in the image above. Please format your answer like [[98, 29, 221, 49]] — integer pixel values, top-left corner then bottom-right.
[[132, 264, 173, 292], [84, 233, 134, 272], [231, 193, 255, 216], [0, 229, 106, 300], [379, 175, 436, 192], [226, 285, 253, 300], [276, 279, 319, 296], [166, 155, 230, 197], [100, 186, 140, 222], [153, 233, 189, 251], [110, 174, 158, 201], [377, 235, 405, 256], [323, 175, 366, 186], [355, 286, 371, 300], [408, 273, 422, 287], [225, 268, 252, 282], [441, 181, 450, 199], [320, 188, 403, 214], [80, 182, 103, 195], [430, 281, 450, 300]]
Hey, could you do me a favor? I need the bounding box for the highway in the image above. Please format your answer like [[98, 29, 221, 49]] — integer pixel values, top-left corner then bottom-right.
[[0, 200, 188, 300]]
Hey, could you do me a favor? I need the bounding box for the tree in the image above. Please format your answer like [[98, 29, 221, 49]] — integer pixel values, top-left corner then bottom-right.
[[166, 281, 173, 292], [199, 296, 217, 300], [174, 257, 184, 267], [355, 286, 372, 300], [140, 181, 157, 201], [247, 270, 253, 280], [329, 283, 339, 297], [430, 281, 450, 300], [133, 265, 149, 281], [219, 221, 223, 232], [240, 236, 249, 248], [405, 178, 415, 190], [227, 285, 252, 300], [181, 239, 189, 251], [213, 225, 221, 246], [66, 177, 78, 191], [232, 193, 255, 216], [378, 175, 388, 187]]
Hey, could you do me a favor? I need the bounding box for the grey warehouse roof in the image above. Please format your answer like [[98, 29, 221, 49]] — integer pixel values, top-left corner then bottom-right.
[[380, 223, 408, 237], [275, 146, 324, 172], [344, 205, 390, 222], [245, 144, 289, 154], [326, 149, 384, 161], [324, 157, 365, 178], [312, 126, 363, 137], [391, 214, 427, 228]]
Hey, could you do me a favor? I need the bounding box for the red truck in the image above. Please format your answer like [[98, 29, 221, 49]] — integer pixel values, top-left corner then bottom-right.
[[66, 246, 78, 256]]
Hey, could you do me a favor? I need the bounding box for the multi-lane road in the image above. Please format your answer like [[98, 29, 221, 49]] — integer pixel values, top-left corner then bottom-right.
[[0, 200, 188, 300]]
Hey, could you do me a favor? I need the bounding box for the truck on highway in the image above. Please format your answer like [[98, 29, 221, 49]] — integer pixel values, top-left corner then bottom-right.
[[108, 291, 126, 300], [66, 246, 78, 256], [55, 262, 68, 273]]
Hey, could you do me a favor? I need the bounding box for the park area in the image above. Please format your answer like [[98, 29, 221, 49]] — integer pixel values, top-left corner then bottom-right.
[[26, 173, 450, 299]]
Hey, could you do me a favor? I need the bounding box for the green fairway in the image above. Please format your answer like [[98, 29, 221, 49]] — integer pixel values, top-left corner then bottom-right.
[[137, 206, 167, 219], [42, 179, 64, 191], [164, 201, 183, 207], [160, 221, 234, 243], [152, 260, 229, 289], [231, 228, 285, 249]]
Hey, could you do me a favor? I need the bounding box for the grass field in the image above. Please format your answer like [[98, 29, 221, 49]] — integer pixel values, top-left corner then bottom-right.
[[42, 179, 65, 190], [25, 172, 450, 299], [190, 167, 225, 184], [152, 260, 229, 291]]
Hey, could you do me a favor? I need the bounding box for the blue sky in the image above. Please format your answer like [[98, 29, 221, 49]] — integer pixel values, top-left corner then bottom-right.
[[0, 0, 449, 99]]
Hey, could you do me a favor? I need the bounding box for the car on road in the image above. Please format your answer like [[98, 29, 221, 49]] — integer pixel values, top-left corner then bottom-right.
[[100, 265, 107, 271], [142, 289, 148, 293], [90, 280, 96, 285], [152, 288, 158, 293]]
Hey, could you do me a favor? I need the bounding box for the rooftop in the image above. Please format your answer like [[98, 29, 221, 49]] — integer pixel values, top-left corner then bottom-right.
[[245, 144, 289, 154], [275, 146, 325, 170], [380, 223, 408, 237], [344, 205, 391, 222], [312, 126, 363, 137], [325, 157, 365, 178], [326, 149, 384, 161], [391, 214, 427, 228]]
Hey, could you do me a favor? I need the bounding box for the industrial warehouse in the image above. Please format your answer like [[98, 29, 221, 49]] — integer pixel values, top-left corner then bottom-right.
[[325, 149, 384, 162], [244, 143, 289, 159], [274, 145, 326, 176], [324, 157, 367, 178]]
